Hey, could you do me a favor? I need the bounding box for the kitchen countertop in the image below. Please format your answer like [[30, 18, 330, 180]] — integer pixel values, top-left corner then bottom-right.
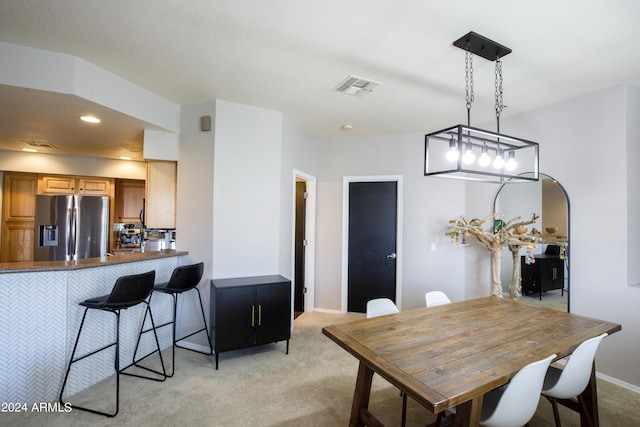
[[0, 249, 188, 274]]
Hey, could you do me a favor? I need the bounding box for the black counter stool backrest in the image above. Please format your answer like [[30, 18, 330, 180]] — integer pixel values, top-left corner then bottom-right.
[[59, 270, 166, 417], [132, 262, 212, 378], [86, 270, 157, 309], [162, 261, 204, 293]]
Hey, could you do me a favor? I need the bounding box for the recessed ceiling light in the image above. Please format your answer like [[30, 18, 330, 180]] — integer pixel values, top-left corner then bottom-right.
[[22, 148, 38, 153], [119, 156, 132, 161], [341, 124, 353, 131], [80, 115, 101, 123]]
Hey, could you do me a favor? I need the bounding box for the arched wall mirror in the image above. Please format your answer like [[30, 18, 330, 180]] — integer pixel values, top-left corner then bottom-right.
[[493, 173, 570, 312]]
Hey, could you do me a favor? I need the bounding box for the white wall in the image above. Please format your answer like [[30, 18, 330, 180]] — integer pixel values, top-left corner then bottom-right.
[[313, 133, 468, 311], [211, 100, 283, 278], [278, 115, 320, 282], [0, 150, 146, 179], [467, 84, 640, 387], [626, 85, 640, 287], [0, 41, 179, 132], [174, 101, 216, 349]]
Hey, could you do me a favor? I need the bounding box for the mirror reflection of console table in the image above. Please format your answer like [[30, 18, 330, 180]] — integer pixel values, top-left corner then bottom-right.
[[521, 254, 565, 300]]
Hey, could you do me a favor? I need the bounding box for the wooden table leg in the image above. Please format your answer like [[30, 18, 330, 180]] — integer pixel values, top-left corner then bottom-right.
[[452, 396, 483, 427], [579, 362, 599, 427], [349, 361, 375, 427]]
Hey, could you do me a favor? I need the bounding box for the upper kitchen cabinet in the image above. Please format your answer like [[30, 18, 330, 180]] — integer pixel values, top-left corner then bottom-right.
[[115, 179, 145, 223], [145, 161, 176, 229], [1, 172, 37, 262], [2, 172, 37, 221], [39, 175, 113, 196]]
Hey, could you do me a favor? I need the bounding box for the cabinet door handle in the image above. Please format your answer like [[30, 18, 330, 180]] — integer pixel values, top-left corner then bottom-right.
[[552, 267, 557, 280], [251, 305, 255, 327], [258, 304, 262, 326]]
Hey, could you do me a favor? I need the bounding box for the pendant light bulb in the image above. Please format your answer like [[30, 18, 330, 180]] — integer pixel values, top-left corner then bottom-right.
[[478, 143, 491, 167], [493, 149, 505, 169], [505, 151, 517, 171], [462, 141, 475, 164], [446, 137, 459, 162]]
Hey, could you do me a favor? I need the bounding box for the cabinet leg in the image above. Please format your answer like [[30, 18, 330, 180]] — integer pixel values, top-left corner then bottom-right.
[[215, 353, 219, 370], [286, 339, 289, 355]]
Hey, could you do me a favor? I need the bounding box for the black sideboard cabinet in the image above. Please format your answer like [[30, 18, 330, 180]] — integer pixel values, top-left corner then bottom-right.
[[210, 275, 291, 369], [521, 255, 565, 300]]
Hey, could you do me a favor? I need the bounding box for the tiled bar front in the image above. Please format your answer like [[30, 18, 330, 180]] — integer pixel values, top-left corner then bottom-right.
[[0, 252, 187, 404]]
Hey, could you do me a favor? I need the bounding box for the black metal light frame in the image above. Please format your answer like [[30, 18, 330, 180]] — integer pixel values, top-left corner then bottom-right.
[[424, 32, 540, 184], [424, 124, 539, 183]]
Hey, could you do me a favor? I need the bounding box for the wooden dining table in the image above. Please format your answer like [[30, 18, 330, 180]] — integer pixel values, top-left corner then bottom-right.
[[322, 297, 621, 427]]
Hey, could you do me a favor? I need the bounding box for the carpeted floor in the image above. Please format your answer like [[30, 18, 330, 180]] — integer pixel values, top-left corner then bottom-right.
[[519, 288, 568, 312], [2, 311, 638, 426]]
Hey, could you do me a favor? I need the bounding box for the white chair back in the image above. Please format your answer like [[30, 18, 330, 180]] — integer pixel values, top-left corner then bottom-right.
[[425, 291, 451, 307], [481, 353, 556, 427], [366, 298, 399, 318], [542, 333, 608, 399]]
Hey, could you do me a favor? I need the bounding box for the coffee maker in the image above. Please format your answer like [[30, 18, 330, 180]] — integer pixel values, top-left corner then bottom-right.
[[119, 224, 142, 248]]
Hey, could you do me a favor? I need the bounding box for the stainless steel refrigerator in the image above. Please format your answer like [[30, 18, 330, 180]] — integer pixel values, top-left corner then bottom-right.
[[34, 195, 110, 261]]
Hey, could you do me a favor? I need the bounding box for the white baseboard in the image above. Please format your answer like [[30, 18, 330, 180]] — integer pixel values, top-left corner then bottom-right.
[[177, 340, 214, 354], [312, 308, 344, 314], [597, 371, 640, 394]]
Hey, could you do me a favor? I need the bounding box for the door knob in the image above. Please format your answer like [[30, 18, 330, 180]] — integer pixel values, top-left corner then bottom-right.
[[386, 253, 397, 259]]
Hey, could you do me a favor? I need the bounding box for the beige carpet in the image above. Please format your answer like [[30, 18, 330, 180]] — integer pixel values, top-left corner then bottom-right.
[[2, 311, 638, 427]]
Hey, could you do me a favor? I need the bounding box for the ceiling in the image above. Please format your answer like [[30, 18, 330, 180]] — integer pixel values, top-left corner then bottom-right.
[[1, 1, 639, 160]]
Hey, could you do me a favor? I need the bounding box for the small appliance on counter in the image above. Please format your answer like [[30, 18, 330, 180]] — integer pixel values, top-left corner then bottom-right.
[[118, 224, 142, 249], [142, 229, 175, 252]]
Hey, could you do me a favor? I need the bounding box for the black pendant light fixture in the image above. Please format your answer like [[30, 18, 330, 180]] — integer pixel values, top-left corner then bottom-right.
[[424, 32, 539, 183]]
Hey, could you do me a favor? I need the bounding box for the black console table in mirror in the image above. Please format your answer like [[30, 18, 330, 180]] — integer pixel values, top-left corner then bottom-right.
[[521, 254, 565, 300]]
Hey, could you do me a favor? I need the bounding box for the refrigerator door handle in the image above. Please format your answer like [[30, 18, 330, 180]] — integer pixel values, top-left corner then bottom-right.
[[68, 207, 77, 258]]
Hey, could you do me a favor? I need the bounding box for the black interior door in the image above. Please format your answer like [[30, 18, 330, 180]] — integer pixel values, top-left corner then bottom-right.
[[294, 181, 306, 313], [347, 181, 397, 313]]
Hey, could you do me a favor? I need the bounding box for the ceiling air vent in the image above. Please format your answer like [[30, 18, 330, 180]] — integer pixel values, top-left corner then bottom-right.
[[23, 139, 57, 149], [333, 75, 382, 96]]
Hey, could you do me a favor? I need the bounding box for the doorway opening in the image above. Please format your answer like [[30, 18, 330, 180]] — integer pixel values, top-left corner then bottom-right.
[[292, 170, 316, 319], [341, 175, 403, 313]]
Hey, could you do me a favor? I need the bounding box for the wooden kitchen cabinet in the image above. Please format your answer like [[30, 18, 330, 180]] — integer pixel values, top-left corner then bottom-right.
[[115, 179, 145, 223], [39, 174, 112, 196], [145, 161, 176, 229], [2, 173, 37, 221], [1, 222, 35, 262], [1, 172, 37, 262], [210, 275, 291, 369]]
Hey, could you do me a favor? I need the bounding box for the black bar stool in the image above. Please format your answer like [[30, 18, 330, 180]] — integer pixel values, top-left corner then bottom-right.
[[59, 270, 166, 417], [132, 262, 212, 377]]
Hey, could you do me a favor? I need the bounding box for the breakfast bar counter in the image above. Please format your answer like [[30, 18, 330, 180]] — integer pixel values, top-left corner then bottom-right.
[[0, 249, 188, 274], [0, 250, 190, 405]]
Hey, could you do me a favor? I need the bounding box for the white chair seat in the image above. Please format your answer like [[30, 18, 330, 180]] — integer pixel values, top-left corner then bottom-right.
[[366, 298, 399, 318], [447, 354, 556, 427], [541, 333, 608, 427], [425, 291, 451, 307]]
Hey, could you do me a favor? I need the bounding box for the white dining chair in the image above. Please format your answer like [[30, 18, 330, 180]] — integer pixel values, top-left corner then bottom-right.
[[541, 333, 608, 427], [366, 298, 399, 318], [425, 291, 451, 307], [442, 353, 556, 427]]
